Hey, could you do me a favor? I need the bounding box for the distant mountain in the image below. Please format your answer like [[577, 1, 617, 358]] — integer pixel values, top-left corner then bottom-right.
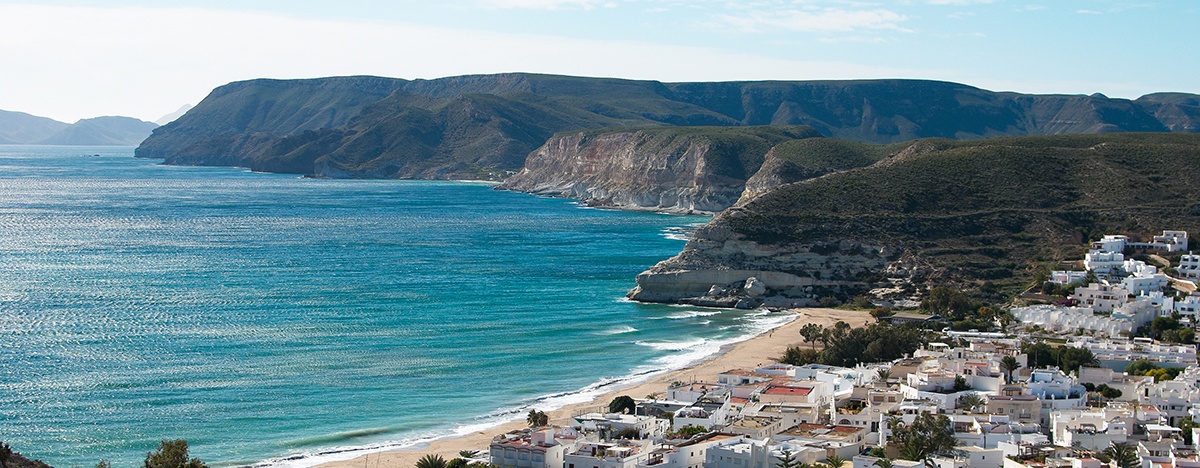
[[136, 73, 1200, 179], [155, 104, 192, 125], [0, 109, 69, 144], [38, 116, 159, 146], [0, 109, 158, 145]]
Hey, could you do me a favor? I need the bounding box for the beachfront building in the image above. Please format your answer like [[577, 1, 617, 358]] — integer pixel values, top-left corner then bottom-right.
[[574, 413, 670, 440], [491, 428, 578, 468]]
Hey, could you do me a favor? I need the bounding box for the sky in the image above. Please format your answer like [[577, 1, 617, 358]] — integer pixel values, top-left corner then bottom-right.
[[0, 0, 1196, 123]]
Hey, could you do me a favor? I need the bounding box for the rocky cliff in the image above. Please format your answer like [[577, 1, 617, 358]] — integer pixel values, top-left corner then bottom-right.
[[629, 133, 1200, 307], [498, 126, 819, 214]]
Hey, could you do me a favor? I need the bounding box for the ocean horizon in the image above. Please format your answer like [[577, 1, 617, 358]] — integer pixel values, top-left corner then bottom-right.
[[0, 146, 796, 468]]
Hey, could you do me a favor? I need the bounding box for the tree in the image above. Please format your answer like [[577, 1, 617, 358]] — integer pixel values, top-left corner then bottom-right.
[[458, 451, 479, 459], [676, 425, 708, 438], [526, 409, 548, 427], [921, 286, 974, 320], [608, 395, 636, 415], [875, 368, 891, 384], [999, 356, 1022, 384], [888, 411, 957, 463], [957, 393, 984, 413], [416, 454, 448, 468], [952, 375, 972, 392], [447, 459, 467, 468], [145, 440, 207, 468], [776, 448, 798, 468], [871, 459, 893, 468], [1057, 347, 1099, 374], [1102, 442, 1138, 468], [821, 455, 847, 468], [800, 324, 825, 350]]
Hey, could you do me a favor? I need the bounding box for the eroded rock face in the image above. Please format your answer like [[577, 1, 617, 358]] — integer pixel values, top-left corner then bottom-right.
[[627, 219, 895, 307], [498, 127, 817, 214]]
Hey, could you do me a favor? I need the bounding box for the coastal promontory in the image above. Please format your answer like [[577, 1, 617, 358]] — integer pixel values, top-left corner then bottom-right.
[[628, 133, 1200, 307]]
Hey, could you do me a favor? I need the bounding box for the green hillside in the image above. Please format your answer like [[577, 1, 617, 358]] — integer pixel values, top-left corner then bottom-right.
[[715, 133, 1200, 293]]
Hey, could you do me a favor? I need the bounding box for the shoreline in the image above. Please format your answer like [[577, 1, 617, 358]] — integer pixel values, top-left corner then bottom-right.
[[310, 307, 872, 468]]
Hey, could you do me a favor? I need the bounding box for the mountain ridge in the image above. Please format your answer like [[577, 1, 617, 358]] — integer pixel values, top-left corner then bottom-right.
[[135, 73, 1200, 180], [0, 109, 157, 146]]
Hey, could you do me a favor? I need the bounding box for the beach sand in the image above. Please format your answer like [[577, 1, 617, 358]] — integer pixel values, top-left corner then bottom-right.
[[317, 307, 872, 468]]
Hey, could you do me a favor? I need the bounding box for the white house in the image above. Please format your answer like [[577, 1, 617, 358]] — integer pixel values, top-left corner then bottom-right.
[[1092, 235, 1129, 253], [492, 428, 578, 468], [1084, 250, 1125, 275], [1070, 283, 1130, 313], [1179, 252, 1200, 280], [1050, 270, 1088, 285]]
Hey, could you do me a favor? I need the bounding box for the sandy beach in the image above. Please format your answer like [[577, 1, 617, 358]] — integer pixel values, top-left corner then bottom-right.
[[318, 307, 871, 468]]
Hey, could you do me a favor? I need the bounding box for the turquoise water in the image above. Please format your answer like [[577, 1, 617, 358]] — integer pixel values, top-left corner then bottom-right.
[[0, 146, 792, 467]]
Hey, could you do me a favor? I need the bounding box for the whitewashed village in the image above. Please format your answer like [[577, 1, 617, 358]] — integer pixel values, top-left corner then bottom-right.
[[477, 231, 1200, 468]]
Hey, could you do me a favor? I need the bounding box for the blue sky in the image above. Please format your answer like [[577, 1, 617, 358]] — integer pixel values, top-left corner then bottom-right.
[[0, 0, 1195, 123]]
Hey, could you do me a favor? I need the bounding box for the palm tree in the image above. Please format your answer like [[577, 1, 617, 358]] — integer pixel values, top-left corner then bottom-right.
[[999, 356, 1021, 384], [416, 454, 448, 468], [957, 393, 984, 413], [821, 455, 847, 468], [871, 459, 894, 468], [1102, 442, 1138, 468], [876, 368, 891, 384]]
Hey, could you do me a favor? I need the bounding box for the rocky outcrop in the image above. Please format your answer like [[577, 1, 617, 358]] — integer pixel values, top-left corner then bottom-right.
[[628, 217, 894, 307], [498, 126, 818, 214]]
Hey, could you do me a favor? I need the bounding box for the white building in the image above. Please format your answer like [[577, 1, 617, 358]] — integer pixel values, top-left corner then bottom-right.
[[1050, 408, 1130, 451], [565, 440, 653, 468], [1050, 270, 1088, 285], [1069, 337, 1198, 366], [1084, 250, 1125, 275], [1012, 305, 1133, 337], [1177, 294, 1200, 317], [1121, 271, 1170, 295], [1070, 283, 1130, 313], [1092, 235, 1129, 253], [1179, 252, 1200, 280], [492, 428, 578, 468], [1148, 230, 1190, 252]]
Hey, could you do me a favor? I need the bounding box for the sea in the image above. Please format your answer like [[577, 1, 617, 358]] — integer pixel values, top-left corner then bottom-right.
[[0, 146, 795, 468]]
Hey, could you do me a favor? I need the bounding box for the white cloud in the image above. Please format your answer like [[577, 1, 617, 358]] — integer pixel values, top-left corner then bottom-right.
[[0, 4, 918, 122], [715, 8, 911, 33], [1076, 9, 1103, 14]]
